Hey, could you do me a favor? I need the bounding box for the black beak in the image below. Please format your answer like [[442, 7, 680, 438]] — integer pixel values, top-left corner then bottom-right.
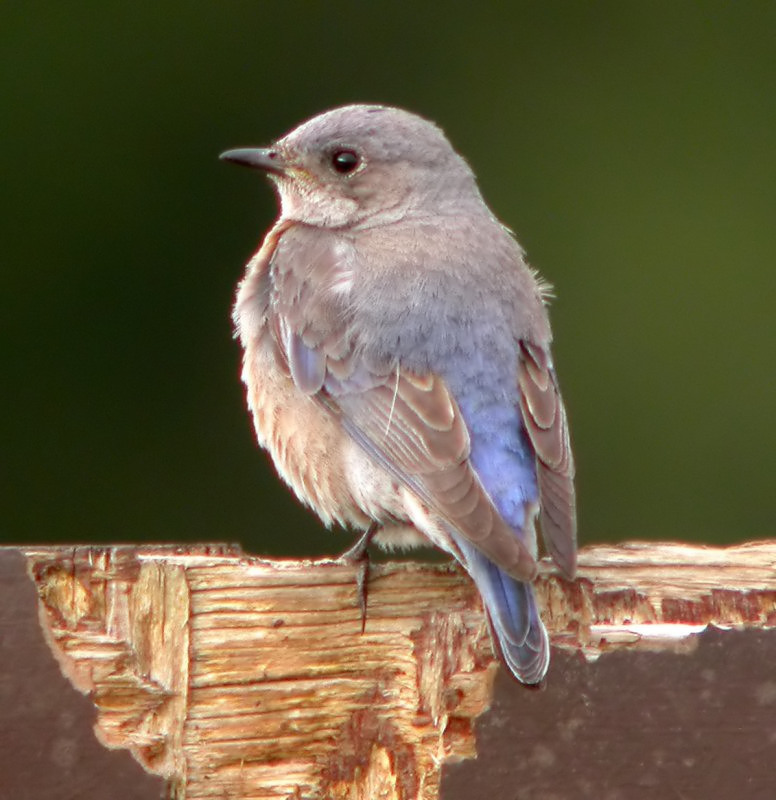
[[219, 147, 286, 174]]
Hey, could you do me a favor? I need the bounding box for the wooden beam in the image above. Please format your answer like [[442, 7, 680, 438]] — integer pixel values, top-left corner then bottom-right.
[[2, 541, 775, 799]]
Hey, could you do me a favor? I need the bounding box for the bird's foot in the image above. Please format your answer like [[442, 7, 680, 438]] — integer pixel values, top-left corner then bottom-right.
[[336, 523, 378, 633]]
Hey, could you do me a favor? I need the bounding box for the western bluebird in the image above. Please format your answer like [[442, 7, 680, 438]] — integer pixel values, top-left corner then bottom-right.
[[221, 105, 576, 684]]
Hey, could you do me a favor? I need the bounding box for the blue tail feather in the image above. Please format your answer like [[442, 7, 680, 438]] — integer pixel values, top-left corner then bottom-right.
[[453, 534, 549, 685]]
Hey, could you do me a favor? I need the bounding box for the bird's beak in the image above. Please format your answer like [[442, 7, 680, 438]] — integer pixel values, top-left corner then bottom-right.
[[219, 147, 287, 175]]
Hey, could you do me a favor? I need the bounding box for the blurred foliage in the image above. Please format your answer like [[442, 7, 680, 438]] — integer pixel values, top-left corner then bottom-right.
[[2, 2, 774, 553]]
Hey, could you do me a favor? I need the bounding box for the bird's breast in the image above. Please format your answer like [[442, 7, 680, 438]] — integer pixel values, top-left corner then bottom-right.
[[241, 333, 408, 532]]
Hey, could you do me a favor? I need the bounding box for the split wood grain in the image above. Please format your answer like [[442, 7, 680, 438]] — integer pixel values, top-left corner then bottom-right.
[[20, 541, 776, 799]]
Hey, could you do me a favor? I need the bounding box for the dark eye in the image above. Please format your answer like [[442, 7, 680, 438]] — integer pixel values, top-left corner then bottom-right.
[[331, 149, 360, 174]]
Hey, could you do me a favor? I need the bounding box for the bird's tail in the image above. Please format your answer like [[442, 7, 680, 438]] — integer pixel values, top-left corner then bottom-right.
[[453, 535, 550, 685]]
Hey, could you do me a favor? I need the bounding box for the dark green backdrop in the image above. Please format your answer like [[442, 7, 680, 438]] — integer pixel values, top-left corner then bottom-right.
[[3, 3, 774, 555]]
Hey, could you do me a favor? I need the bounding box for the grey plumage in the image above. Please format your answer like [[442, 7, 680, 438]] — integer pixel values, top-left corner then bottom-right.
[[222, 105, 576, 684]]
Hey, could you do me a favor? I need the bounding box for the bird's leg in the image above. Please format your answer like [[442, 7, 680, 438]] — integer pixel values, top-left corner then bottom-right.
[[338, 522, 378, 561], [337, 522, 378, 632]]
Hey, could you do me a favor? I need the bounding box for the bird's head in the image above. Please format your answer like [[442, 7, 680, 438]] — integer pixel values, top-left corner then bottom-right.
[[221, 104, 482, 228]]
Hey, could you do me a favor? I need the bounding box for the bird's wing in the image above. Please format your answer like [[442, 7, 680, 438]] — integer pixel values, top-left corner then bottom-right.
[[267, 226, 538, 582], [518, 340, 577, 578]]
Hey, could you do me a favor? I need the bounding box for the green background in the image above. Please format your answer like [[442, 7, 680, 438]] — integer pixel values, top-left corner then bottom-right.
[[3, 3, 774, 556]]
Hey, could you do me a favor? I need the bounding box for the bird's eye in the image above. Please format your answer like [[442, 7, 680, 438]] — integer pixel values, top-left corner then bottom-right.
[[331, 149, 360, 174]]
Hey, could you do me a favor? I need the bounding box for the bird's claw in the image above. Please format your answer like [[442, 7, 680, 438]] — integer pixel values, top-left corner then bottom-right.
[[336, 523, 378, 632]]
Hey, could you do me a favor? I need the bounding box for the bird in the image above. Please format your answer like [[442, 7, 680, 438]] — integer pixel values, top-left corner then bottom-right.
[[221, 104, 576, 685]]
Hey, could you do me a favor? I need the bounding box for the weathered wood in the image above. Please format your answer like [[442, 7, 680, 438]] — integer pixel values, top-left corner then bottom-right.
[[3, 541, 776, 799], [0, 549, 166, 800]]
